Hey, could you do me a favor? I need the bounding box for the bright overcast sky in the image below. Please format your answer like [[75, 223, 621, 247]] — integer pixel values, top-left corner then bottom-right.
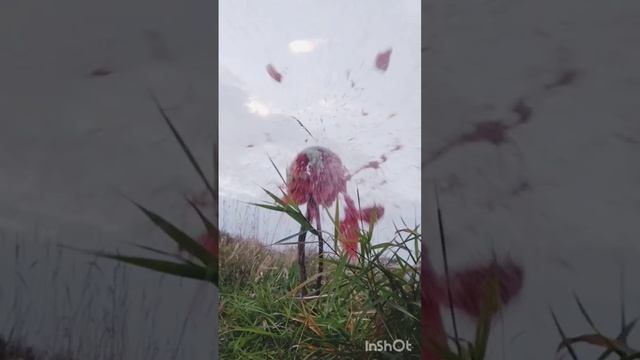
[[219, 0, 421, 241]]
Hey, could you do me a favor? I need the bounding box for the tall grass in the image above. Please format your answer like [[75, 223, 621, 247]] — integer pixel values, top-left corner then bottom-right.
[[219, 188, 421, 359], [423, 190, 640, 360], [551, 289, 640, 359], [422, 192, 512, 360], [0, 231, 201, 360]]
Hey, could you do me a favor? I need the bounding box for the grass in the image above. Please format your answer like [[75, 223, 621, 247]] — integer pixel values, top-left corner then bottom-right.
[[218, 199, 421, 359], [1, 336, 39, 360], [420, 192, 515, 360], [0, 336, 75, 360], [0, 233, 182, 360], [551, 290, 640, 359], [420, 197, 637, 360]]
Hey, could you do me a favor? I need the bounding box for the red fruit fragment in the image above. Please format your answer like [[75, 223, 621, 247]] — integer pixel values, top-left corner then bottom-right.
[[199, 232, 218, 258], [359, 205, 384, 224], [440, 259, 524, 318], [286, 146, 348, 211], [266, 64, 282, 83], [90, 67, 113, 77], [339, 195, 361, 261], [461, 120, 510, 146], [375, 49, 392, 72], [366, 161, 380, 169]]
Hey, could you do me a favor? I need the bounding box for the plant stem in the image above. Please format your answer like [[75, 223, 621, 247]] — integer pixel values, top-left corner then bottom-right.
[[298, 207, 309, 297], [315, 201, 323, 295], [435, 186, 461, 355], [422, 261, 446, 360]]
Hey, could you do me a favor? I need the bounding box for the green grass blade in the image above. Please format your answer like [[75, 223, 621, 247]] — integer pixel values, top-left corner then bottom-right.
[[262, 187, 289, 207], [130, 243, 198, 265], [471, 278, 498, 360], [224, 327, 278, 337], [64, 245, 213, 283], [252, 203, 286, 213], [185, 197, 217, 235], [386, 302, 419, 322], [272, 230, 310, 245], [435, 185, 462, 355], [621, 318, 639, 340], [551, 308, 580, 360], [148, 90, 215, 199], [267, 154, 287, 186], [107, 255, 215, 283], [129, 199, 215, 266], [573, 293, 630, 355], [333, 200, 340, 253], [573, 292, 600, 332]]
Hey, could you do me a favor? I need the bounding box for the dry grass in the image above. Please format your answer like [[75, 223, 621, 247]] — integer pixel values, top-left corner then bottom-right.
[[219, 231, 329, 288], [220, 232, 296, 283], [0, 336, 72, 360], [218, 220, 421, 359]]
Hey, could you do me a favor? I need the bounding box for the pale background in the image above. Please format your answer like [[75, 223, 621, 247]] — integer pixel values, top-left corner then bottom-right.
[[219, 0, 421, 245]]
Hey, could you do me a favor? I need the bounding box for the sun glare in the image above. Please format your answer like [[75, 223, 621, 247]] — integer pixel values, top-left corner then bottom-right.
[[288, 39, 318, 54], [246, 99, 271, 117]]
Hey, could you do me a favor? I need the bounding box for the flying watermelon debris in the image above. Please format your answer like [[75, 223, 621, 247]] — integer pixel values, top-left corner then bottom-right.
[[375, 48, 392, 72], [89, 66, 113, 77], [266, 64, 283, 82]]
